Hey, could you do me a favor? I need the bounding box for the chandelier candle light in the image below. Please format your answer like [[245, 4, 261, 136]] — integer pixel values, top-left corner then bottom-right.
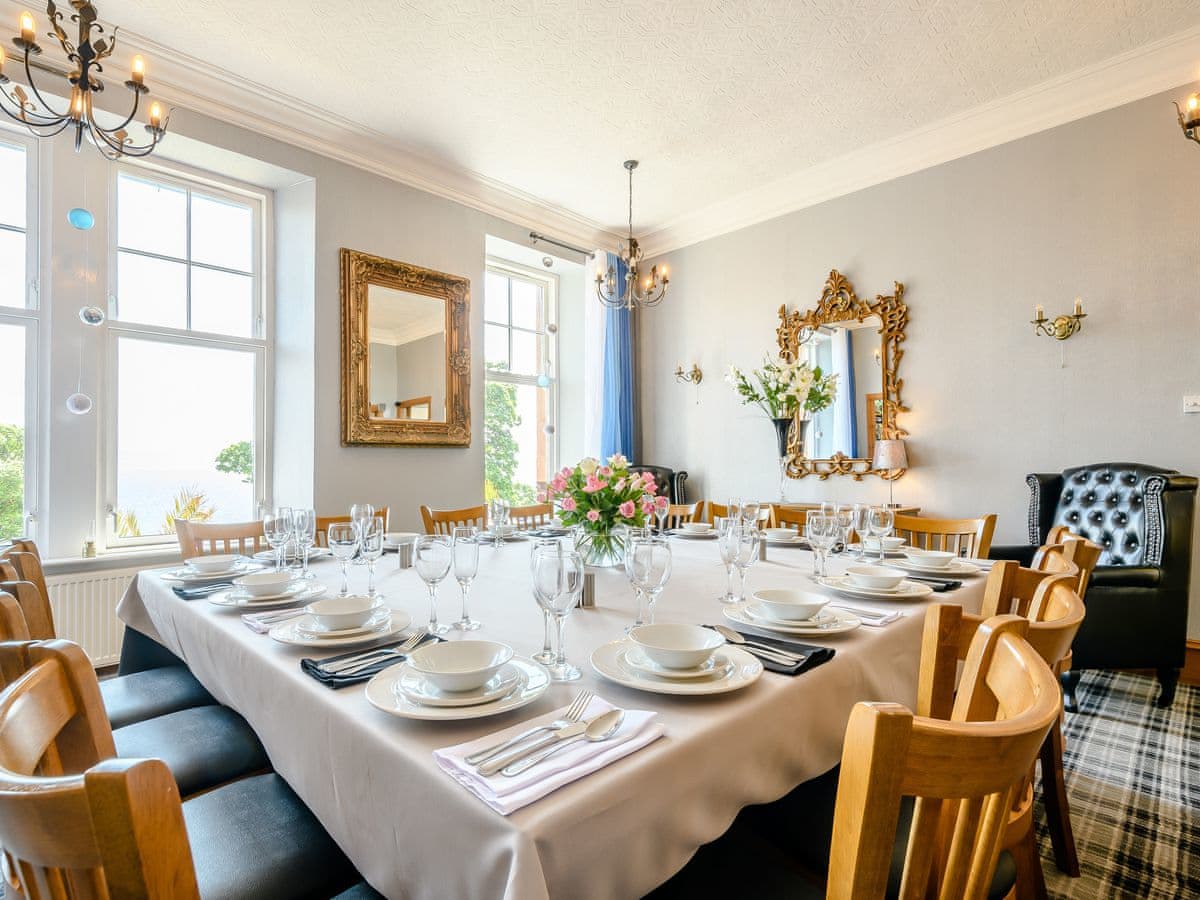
[[596, 160, 669, 310], [1175, 90, 1199, 145], [0, 2, 168, 158]]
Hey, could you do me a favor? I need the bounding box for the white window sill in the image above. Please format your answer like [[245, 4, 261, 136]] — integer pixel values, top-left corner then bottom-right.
[[43, 547, 182, 578]]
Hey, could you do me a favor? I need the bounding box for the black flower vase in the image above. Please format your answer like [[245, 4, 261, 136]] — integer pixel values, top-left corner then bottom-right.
[[771, 417, 808, 501]]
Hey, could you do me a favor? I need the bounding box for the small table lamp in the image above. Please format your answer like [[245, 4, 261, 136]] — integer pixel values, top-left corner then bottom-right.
[[872, 439, 908, 508]]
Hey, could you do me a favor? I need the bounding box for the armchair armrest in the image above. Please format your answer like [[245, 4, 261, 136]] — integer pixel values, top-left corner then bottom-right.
[[1089, 565, 1162, 590], [672, 471, 689, 505], [988, 544, 1038, 566], [1026, 472, 1064, 544]]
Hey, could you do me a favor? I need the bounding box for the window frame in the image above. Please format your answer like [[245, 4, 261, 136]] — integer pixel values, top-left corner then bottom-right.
[[102, 161, 271, 550], [483, 258, 559, 487]]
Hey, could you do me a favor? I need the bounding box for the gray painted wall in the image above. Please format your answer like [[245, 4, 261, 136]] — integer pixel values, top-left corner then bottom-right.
[[641, 84, 1200, 637]]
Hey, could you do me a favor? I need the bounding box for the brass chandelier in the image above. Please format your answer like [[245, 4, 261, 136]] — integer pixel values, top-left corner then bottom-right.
[[595, 160, 669, 310], [1176, 90, 1199, 146], [0, 2, 167, 159]]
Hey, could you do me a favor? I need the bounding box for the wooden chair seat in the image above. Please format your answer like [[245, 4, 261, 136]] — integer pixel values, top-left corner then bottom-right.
[[893, 513, 997, 558], [420, 504, 487, 535]]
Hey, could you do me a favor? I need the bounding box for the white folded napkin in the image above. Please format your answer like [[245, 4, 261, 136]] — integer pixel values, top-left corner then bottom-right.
[[963, 557, 996, 570], [829, 606, 902, 627], [434, 696, 664, 815], [241, 608, 305, 633]]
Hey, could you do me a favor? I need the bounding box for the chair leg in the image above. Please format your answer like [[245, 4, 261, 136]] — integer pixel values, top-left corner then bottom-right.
[[1060, 671, 1080, 714], [1011, 821, 1049, 900], [1156, 668, 1179, 709], [1038, 721, 1080, 877]]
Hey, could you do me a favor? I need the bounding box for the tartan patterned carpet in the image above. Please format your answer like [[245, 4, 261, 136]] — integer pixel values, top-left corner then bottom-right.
[[1038, 671, 1200, 899]]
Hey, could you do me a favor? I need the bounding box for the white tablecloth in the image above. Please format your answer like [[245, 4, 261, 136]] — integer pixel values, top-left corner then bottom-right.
[[117, 540, 985, 900]]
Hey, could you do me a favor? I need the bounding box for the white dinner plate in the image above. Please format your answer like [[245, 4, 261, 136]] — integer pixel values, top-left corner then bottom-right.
[[620, 647, 731, 681], [591, 640, 762, 695], [208, 584, 327, 609], [889, 558, 981, 577], [397, 664, 525, 708], [478, 531, 529, 542], [667, 528, 718, 540], [296, 607, 391, 638], [845, 543, 908, 558], [253, 547, 332, 562], [161, 561, 265, 583], [743, 605, 840, 629], [764, 535, 808, 546], [269, 610, 411, 647], [816, 575, 933, 601], [366, 658, 549, 721], [723, 604, 862, 636]]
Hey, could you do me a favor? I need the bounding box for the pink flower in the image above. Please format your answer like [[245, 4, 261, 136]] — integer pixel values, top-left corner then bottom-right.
[[619, 500, 635, 518], [586, 509, 600, 522], [536, 491, 547, 503], [583, 475, 608, 493], [641, 500, 655, 515], [561, 496, 577, 512], [654, 495, 669, 511], [641, 472, 657, 486], [600, 465, 613, 478], [550, 475, 567, 492]]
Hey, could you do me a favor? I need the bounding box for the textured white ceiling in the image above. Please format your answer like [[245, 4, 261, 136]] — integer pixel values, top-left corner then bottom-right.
[[95, 0, 1200, 234]]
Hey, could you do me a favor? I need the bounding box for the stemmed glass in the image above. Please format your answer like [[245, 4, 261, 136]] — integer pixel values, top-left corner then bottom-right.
[[360, 516, 385, 600], [532, 548, 585, 681], [731, 521, 760, 602], [529, 540, 560, 664], [742, 501, 761, 526], [489, 498, 510, 546], [263, 507, 294, 573], [625, 535, 672, 629], [833, 505, 854, 555], [850, 503, 869, 559], [727, 497, 744, 521], [294, 508, 316, 580], [868, 506, 895, 563], [716, 516, 740, 604], [350, 503, 374, 565], [655, 501, 669, 535], [326, 522, 360, 597], [414, 535, 453, 634], [806, 513, 838, 577], [452, 525, 481, 631]]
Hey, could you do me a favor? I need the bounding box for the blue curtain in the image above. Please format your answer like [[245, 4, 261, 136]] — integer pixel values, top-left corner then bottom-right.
[[600, 252, 635, 459], [843, 329, 858, 458]]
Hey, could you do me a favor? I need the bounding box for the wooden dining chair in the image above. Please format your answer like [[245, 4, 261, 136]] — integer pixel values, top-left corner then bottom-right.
[[174, 519, 267, 558], [893, 513, 997, 558], [0, 592, 29, 642], [0, 547, 55, 640], [419, 504, 488, 535], [508, 503, 554, 529], [664, 502, 701, 529], [315, 507, 391, 547], [705, 502, 773, 527], [0, 639, 362, 900], [771, 506, 808, 531], [1035, 535, 1102, 596]]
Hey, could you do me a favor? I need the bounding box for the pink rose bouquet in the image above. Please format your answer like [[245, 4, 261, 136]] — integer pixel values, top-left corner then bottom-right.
[[544, 454, 661, 565]]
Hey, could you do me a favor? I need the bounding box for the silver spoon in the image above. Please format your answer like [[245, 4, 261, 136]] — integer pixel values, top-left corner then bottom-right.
[[712, 625, 805, 663], [500, 709, 625, 776]]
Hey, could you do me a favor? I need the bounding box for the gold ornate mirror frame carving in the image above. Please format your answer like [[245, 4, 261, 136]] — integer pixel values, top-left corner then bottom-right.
[[776, 269, 908, 481], [340, 248, 471, 446]]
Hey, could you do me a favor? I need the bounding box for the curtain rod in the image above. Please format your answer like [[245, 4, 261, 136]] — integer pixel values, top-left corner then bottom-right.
[[529, 232, 595, 258]]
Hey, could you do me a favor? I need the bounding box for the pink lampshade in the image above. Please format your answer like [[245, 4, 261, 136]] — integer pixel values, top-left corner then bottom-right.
[[872, 439, 908, 472]]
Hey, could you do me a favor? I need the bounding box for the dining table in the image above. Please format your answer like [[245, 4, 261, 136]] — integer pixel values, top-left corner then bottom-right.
[[117, 536, 989, 900]]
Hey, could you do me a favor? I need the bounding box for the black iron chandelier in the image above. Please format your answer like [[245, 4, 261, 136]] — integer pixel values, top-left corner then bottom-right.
[[595, 160, 669, 310], [0, 2, 167, 159]]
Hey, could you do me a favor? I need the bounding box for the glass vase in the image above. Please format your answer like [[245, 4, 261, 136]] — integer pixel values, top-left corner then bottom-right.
[[575, 527, 626, 568]]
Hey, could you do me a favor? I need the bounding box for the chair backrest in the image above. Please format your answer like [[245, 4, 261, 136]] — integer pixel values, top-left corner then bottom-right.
[[664, 502, 701, 529], [1034, 535, 1102, 596], [771, 506, 808, 530], [628, 466, 686, 503], [315, 507, 391, 547], [419, 504, 487, 536], [174, 519, 266, 559], [829, 616, 1061, 900], [0, 640, 201, 899], [705, 502, 774, 526], [979, 558, 1077, 620], [893, 513, 997, 558], [0, 542, 55, 640], [508, 503, 553, 530], [0, 594, 29, 643]]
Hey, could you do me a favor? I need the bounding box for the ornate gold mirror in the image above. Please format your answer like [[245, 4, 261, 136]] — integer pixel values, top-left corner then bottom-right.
[[340, 249, 471, 446], [777, 270, 908, 480]]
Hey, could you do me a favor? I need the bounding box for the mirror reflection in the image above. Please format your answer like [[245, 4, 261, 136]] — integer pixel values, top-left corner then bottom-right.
[[367, 285, 447, 422], [800, 316, 883, 460]]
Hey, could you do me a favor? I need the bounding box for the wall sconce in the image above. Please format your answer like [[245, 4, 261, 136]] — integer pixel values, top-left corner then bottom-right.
[[1175, 91, 1200, 146], [674, 363, 702, 385], [1032, 297, 1086, 341]]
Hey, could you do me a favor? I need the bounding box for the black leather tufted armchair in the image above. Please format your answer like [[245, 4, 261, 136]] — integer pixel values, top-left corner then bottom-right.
[[992, 463, 1197, 709], [628, 465, 689, 504]]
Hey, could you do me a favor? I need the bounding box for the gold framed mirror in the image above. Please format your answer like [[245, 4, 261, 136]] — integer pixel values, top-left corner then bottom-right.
[[340, 249, 471, 446], [776, 269, 908, 480]]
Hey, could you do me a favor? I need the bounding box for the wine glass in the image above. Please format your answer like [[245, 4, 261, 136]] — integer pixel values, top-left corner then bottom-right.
[[731, 522, 760, 602], [452, 525, 481, 631], [726, 497, 744, 522], [850, 503, 869, 559], [833, 505, 854, 555], [414, 535, 453, 634], [716, 516, 740, 604], [360, 516, 385, 600], [625, 536, 672, 629], [820, 501, 836, 518], [655, 501, 669, 534], [742, 500, 761, 526], [350, 503, 374, 565], [806, 513, 838, 578], [867, 506, 895, 563], [529, 539, 560, 664], [326, 522, 359, 597], [489, 498, 510, 546], [532, 549, 585, 681], [293, 508, 316, 580], [263, 507, 293, 573]]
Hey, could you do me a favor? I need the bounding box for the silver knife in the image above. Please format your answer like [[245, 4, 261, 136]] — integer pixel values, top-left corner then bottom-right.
[[476, 720, 589, 776]]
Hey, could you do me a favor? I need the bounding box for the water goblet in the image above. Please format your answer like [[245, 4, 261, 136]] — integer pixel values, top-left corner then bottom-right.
[[850, 503, 869, 559], [263, 507, 294, 573], [414, 535, 453, 634], [868, 506, 895, 563], [294, 508, 317, 580], [655, 502, 669, 534], [532, 549, 585, 681], [452, 525, 481, 631], [806, 513, 838, 577], [529, 539, 560, 664], [715, 516, 740, 604], [489, 498, 511, 546], [360, 516, 385, 600], [326, 522, 359, 597], [742, 500, 761, 526], [727, 497, 744, 521], [731, 522, 760, 602], [349, 503, 374, 565], [833, 505, 854, 555], [625, 536, 672, 629]]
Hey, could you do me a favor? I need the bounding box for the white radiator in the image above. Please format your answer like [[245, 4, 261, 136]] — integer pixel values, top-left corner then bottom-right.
[[45, 567, 141, 668]]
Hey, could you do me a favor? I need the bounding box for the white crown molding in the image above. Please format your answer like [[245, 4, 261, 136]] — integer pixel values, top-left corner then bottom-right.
[[639, 25, 1200, 258]]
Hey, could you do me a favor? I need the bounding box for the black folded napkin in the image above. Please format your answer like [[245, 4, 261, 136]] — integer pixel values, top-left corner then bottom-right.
[[173, 582, 234, 600], [904, 576, 963, 591], [300, 635, 444, 689], [706, 626, 835, 676]]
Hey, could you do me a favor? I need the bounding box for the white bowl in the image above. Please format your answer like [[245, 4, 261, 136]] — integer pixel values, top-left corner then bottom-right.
[[493, 523, 517, 537], [186, 553, 241, 573], [305, 595, 378, 630], [763, 527, 798, 541], [681, 522, 711, 533], [861, 536, 905, 551], [903, 549, 956, 569], [629, 624, 724, 670], [407, 640, 515, 692], [845, 565, 906, 591], [234, 571, 295, 597], [752, 588, 829, 621]]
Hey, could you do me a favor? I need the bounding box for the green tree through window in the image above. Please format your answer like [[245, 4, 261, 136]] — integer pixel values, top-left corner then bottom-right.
[[0, 424, 24, 539]]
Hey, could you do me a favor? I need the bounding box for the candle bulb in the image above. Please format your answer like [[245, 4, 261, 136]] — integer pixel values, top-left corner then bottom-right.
[[19, 10, 35, 43], [1035, 304, 1045, 321], [1073, 297, 1082, 316], [0, 46, 6, 74], [131, 55, 145, 85], [149, 101, 163, 130]]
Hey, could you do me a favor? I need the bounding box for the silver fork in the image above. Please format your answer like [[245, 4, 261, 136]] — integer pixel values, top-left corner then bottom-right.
[[322, 631, 428, 675], [465, 689, 593, 767]]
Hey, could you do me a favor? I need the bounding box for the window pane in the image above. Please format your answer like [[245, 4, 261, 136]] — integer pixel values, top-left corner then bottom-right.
[[115, 338, 256, 538], [116, 252, 186, 329], [191, 268, 253, 337], [0, 143, 26, 228], [191, 193, 253, 272], [510, 329, 540, 377], [484, 272, 508, 324], [485, 324, 509, 370], [0, 230, 24, 309], [0, 323, 26, 540], [511, 279, 541, 330], [117, 174, 186, 258], [484, 381, 547, 505]]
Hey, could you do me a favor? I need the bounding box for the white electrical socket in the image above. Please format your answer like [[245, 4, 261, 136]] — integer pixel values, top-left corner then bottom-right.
[[1184, 395, 1200, 415]]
